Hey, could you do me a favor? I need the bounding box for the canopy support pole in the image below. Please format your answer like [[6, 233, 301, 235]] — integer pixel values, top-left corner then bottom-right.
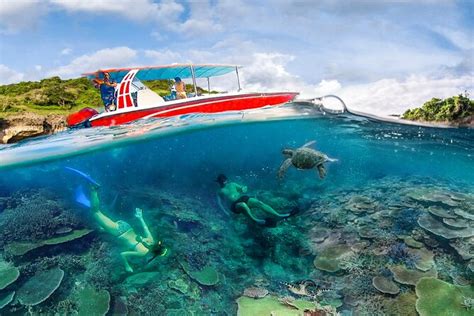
[[190, 66, 198, 97], [235, 67, 241, 91], [207, 77, 211, 95]]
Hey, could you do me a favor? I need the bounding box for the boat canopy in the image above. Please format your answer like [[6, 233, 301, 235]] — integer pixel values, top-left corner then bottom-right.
[[83, 64, 240, 83]]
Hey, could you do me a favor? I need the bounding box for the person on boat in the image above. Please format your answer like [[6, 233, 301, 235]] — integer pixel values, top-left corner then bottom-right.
[[93, 72, 117, 111], [216, 174, 296, 227], [174, 77, 187, 99]]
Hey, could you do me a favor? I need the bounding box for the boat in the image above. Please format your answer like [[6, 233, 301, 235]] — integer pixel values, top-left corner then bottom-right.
[[67, 64, 299, 127]]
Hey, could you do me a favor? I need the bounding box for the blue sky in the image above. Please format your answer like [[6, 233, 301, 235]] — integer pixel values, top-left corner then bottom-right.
[[0, 0, 472, 115]]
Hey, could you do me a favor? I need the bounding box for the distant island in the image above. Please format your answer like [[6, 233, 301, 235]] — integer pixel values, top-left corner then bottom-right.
[[402, 93, 473, 127], [0, 77, 208, 143]]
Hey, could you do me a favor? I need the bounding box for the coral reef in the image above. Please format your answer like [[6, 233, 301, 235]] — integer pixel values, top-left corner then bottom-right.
[[77, 285, 110, 316], [17, 267, 64, 306], [0, 177, 472, 314], [415, 277, 474, 316], [0, 190, 83, 246]]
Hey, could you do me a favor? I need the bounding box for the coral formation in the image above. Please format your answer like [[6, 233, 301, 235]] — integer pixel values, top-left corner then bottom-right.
[[390, 265, 437, 286], [0, 262, 20, 290], [415, 277, 474, 316], [372, 276, 400, 295], [0, 291, 15, 309], [77, 285, 110, 316], [180, 261, 220, 286], [313, 244, 352, 272], [17, 267, 64, 306]]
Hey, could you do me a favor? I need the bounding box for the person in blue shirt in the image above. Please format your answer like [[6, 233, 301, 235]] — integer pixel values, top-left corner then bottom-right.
[[93, 72, 117, 111]]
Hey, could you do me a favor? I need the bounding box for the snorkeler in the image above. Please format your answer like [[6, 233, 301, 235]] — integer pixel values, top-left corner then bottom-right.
[[216, 174, 297, 227], [67, 167, 167, 272]]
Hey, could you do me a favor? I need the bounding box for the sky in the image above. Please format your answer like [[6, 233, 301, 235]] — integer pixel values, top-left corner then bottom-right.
[[0, 0, 472, 116]]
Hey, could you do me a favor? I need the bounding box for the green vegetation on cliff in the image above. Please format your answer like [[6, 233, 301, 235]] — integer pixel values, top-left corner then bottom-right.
[[0, 77, 101, 117], [0, 77, 212, 118], [402, 93, 473, 123]]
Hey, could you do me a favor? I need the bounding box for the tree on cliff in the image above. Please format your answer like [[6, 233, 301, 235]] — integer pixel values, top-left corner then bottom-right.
[[402, 93, 473, 122]]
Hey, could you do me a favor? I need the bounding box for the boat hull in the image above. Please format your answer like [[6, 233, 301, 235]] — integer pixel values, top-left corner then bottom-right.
[[89, 92, 298, 127]]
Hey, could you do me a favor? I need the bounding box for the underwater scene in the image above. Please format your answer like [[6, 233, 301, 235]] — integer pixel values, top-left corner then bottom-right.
[[0, 111, 473, 315]]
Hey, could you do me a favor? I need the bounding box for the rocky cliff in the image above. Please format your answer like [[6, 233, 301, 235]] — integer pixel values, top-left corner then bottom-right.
[[0, 113, 67, 144]]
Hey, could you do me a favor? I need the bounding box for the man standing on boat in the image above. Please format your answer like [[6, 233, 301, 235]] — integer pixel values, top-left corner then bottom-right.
[[93, 72, 117, 111], [216, 174, 298, 227]]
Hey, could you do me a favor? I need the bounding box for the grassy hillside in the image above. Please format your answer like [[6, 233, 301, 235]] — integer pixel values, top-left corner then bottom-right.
[[0, 77, 214, 118], [402, 94, 473, 123]]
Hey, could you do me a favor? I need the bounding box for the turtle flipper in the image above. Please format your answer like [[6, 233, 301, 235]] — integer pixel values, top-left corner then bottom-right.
[[302, 140, 316, 148], [278, 158, 293, 179], [317, 165, 326, 179]]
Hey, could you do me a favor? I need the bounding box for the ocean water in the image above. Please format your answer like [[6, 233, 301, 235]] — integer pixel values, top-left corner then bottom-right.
[[0, 106, 473, 315]]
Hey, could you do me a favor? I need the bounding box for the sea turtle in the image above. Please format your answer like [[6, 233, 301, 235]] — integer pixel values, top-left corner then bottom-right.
[[278, 141, 337, 179]]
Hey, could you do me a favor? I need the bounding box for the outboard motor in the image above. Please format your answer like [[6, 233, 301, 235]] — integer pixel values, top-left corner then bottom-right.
[[67, 107, 98, 128]]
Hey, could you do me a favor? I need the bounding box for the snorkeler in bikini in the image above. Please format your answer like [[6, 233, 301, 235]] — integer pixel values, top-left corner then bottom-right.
[[216, 174, 298, 227], [67, 167, 167, 272]]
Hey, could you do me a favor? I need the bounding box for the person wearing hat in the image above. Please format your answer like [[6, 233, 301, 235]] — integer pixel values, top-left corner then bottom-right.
[[93, 71, 117, 111]]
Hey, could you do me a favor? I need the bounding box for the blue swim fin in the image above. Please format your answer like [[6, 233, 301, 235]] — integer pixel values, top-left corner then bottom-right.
[[65, 167, 101, 187], [75, 185, 91, 208]]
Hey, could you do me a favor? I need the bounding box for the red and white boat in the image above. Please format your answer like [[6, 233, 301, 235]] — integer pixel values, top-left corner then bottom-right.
[[67, 64, 299, 127]]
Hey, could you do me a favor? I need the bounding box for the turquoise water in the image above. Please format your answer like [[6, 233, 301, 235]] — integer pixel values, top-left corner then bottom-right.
[[0, 107, 473, 315]]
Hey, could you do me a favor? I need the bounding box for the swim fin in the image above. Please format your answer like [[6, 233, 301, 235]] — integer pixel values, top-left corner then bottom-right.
[[75, 185, 91, 208], [65, 167, 101, 188]]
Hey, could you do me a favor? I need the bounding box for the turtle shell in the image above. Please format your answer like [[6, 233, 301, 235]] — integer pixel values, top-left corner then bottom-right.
[[291, 147, 325, 169]]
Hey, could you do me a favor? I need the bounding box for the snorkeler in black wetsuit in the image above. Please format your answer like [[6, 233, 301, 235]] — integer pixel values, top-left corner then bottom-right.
[[216, 174, 295, 227]]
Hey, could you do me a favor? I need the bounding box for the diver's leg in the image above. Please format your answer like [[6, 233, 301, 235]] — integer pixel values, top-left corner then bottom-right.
[[236, 202, 265, 225], [90, 187, 119, 234], [120, 251, 147, 272], [248, 198, 290, 217]]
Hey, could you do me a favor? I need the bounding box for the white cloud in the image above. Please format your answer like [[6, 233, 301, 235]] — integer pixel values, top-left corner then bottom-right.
[[144, 49, 183, 65], [49, 0, 184, 24], [47, 47, 137, 78], [0, 64, 25, 84], [0, 0, 47, 34], [34, 65, 42, 71], [336, 75, 474, 116], [60, 48, 72, 56]]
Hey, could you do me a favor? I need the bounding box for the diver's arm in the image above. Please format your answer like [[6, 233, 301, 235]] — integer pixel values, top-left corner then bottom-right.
[[216, 194, 229, 215], [135, 208, 154, 242]]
